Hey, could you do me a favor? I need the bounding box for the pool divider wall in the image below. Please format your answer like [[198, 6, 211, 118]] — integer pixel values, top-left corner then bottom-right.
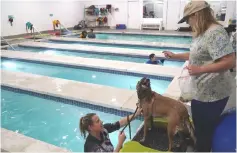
[[1, 50, 180, 79], [17, 41, 187, 62], [1, 128, 70, 152]]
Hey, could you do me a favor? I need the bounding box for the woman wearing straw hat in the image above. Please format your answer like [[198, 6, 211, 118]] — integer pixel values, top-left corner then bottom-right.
[[163, 1, 235, 152]]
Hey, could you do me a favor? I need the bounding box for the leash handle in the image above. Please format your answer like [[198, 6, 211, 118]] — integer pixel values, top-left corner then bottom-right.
[[121, 107, 138, 135], [127, 115, 131, 139]]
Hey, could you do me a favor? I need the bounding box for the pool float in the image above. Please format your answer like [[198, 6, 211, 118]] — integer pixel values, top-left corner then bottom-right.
[[212, 108, 236, 152], [120, 141, 159, 152], [120, 117, 194, 152]]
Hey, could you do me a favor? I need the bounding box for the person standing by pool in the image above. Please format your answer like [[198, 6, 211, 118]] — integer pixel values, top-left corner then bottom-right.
[[26, 22, 34, 34], [163, 1, 235, 151], [52, 20, 61, 31], [80, 108, 142, 152], [146, 53, 165, 65]]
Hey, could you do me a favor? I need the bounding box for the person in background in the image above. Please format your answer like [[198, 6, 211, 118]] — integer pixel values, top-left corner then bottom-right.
[[146, 53, 165, 65], [26, 22, 34, 34], [88, 29, 96, 38], [52, 20, 61, 31], [80, 30, 87, 38], [80, 108, 142, 152], [163, 1, 235, 151]]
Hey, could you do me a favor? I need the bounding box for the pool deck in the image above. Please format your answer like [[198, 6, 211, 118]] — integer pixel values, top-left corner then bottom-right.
[[1, 50, 181, 78], [1, 128, 70, 152], [18, 41, 186, 59], [48, 37, 190, 50]]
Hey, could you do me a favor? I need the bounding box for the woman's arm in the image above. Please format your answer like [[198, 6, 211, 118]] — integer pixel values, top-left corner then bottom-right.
[[163, 51, 190, 60], [201, 53, 235, 73], [119, 108, 142, 127], [114, 142, 123, 152], [187, 53, 236, 75], [173, 52, 190, 60]]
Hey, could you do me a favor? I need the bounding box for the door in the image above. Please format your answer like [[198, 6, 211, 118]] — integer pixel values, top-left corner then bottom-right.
[[127, 1, 141, 29]]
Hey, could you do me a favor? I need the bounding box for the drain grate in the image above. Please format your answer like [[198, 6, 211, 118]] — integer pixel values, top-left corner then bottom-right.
[[132, 126, 194, 152]]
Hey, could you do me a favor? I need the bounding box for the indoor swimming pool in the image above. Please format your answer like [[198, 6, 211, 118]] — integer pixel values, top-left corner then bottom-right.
[[8, 46, 185, 68], [1, 88, 142, 152], [1, 59, 171, 94], [66, 33, 192, 44]]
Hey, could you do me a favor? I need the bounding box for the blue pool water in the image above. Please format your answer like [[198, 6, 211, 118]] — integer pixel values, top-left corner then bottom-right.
[[67, 33, 192, 44], [1, 89, 142, 151], [1, 59, 171, 94], [9, 46, 184, 68], [45, 40, 189, 53]]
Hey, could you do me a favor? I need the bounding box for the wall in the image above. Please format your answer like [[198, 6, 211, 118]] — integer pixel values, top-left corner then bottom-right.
[[1, 0, 84, 36], [164, 0, 236, 30], [165, 0, 183, 30], [224, 0, 236, 26], [80, 0, 142, 29]]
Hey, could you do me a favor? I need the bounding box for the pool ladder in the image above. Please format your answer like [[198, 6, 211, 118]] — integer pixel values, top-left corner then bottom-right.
[[1, 36, 16, 51]]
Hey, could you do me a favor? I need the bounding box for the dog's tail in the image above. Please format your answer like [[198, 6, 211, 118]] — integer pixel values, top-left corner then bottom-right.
[[185, 117, 196, 145]]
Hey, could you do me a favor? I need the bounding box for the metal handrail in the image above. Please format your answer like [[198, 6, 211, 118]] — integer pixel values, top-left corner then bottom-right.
[[1, 36, 16, 51]]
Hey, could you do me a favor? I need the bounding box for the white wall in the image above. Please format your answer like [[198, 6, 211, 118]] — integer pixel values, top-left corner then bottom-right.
[[165, 0, 183, 30], [224, 0, 236, 26], [1, 0, 84, 36], [80, 0, 142, 29]]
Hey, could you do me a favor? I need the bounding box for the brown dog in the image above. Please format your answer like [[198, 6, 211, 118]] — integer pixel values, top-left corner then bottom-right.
[[136, 77, 196, 151]]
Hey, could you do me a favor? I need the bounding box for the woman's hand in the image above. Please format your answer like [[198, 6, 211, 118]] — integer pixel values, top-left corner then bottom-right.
[[162, 51, 175, 59], [118, 132, 126, 145], [115, 132, 126, 152], [186, 65, 204, 75]]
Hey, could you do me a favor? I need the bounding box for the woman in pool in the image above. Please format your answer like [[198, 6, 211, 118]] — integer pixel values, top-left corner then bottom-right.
[[80, 109, 142, 152], [163, 1, 235, 152]]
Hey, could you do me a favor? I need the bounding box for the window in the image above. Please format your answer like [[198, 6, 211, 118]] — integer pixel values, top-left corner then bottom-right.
[[143, 0, 164, 18]]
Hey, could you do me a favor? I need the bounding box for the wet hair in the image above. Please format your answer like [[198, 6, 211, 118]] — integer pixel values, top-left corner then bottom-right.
[[149, 53, 155, 60], [79, 113, 96, 138]]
